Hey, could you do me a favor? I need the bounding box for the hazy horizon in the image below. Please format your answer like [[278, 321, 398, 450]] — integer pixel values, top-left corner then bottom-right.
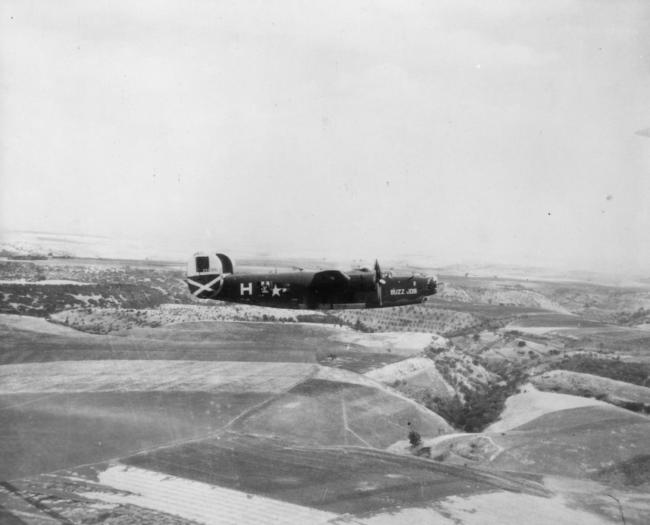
[[2, 1, 649, 274], [1, 229, 648, 285]]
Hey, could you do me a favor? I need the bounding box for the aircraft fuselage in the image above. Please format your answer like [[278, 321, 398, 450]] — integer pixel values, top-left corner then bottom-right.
[[186, 255, 437, 310]]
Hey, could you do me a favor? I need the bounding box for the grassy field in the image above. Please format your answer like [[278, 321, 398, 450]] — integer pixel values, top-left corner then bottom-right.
[[0, 391, 267, 480], [234, 377, 452, 448], [415, 402, 650, 484], [492, 405, 650, 481], [122, 433, 546, 516], [509, 312, 605, 327]]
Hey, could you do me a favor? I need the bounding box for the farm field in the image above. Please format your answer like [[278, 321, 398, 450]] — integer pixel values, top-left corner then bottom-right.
[[121, 433, 548, 515], [1, 256, 649, 523], [0, 391, 266, 480]]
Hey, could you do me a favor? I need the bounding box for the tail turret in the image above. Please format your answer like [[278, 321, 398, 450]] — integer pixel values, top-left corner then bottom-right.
[[185, 252, 234, 298]]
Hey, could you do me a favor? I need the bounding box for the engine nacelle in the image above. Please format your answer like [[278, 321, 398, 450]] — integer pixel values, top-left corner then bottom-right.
[[187, 252, 234, 276]]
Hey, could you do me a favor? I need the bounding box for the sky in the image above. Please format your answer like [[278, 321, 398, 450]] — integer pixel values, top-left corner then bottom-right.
[[1, 1, 649, 273]]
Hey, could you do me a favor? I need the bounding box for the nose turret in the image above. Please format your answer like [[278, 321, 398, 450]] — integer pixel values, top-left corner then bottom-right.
[[426, 276, 438, 295]]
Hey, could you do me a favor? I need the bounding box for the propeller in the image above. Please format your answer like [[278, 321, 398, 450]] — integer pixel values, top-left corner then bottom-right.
[[374, 259, 386, 306]]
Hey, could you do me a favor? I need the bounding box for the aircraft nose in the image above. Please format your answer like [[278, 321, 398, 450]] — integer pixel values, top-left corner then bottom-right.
[[426, 276, 437, 294]]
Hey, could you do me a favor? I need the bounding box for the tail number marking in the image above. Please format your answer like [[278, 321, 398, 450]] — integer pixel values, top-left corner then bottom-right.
[[390, 288, 418, 296]]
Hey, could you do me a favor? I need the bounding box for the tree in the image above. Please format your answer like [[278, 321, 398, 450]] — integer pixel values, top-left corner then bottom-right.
[[407, 423, 421, 448]]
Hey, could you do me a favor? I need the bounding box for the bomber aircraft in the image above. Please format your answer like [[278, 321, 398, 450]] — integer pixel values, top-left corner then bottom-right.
[[186, 253, 437, 309]]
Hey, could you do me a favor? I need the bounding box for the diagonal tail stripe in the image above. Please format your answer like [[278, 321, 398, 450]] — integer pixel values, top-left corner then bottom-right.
[[186, 274, 226, 297]]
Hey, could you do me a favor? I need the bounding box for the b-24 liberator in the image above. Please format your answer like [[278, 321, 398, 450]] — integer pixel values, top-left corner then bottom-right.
[[186, 253, 437, 309]]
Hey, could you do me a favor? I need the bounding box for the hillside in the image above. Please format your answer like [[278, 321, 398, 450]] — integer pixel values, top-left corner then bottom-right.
[[2, 256, 650, 523], [531, 369, 650, 412]]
